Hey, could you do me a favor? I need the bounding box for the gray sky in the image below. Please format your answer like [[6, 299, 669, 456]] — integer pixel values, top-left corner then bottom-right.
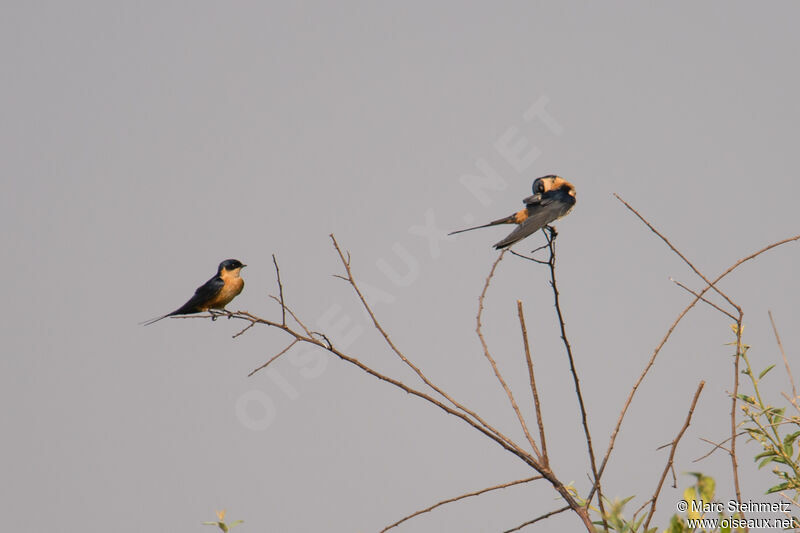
[[3, 2, 800, 531]]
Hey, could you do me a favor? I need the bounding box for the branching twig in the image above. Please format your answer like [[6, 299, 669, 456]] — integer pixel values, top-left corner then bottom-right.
[[328, 234, 533, 461], [273, 254, 286, 327], [595, 209, 800, 502], [770, 311, 797, 404], [502, 505, 571, 532], [643, 381, 705, 531], [476, 251, 542, 459], [518, 300, 548, 465], [379, 476, 542, 532], [248, 339, 298, 377], [544, 229, 604, 517], [614, 194, 739, 314], [233, 320, 257, 339], [670, 278, 737, 321], [730, 311, 744, 505]]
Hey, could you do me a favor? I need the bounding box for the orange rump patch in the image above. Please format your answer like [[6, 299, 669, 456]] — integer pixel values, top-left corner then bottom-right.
[[514, 208, 529, 224]]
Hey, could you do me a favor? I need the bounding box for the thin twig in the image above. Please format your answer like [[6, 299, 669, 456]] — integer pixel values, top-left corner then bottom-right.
[[770, 311, 797, 403], [518, 300, 548, 465], [248, 339, 298, 377], [379, 476, 542, 532], [272, 254, 286, 327], [594, 222, 799, 502], [229, 307, 595, 525], [233, 321, 257, 339], [670, 278, 737, 321], [235, 237, 596, 530], [502, 505, 571, 533], [268, 295, 311, 336], [545, 229, 604, 517], [730, 312, 744, 505], [643, 380, 705, 531], [614, 194, 739, 314], [328, 234, 532, 461], [476, 251, 542, 459], [509, 249, 548, 264], [693, 435, 742, 462], [229, 310, 537, 462]]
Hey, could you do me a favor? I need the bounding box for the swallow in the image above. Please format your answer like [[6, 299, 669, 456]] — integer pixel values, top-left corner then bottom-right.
[[449, 175, 576, 249], [141, 259, 247, 325]]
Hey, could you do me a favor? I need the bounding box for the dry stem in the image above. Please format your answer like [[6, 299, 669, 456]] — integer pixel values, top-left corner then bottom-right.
[[476, 250, 542, 459], [518, 300, 548, 465], [379, 476, 542, 532], [643, 380, 705, 531]]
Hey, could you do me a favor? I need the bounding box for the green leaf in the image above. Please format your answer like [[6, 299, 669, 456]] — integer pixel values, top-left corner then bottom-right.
[[738, 394, 756, 405], [766, 481, 790, 494], [754, 450, 776, 461], [785, 431, 800, 446], [758, 456, 775, 469], [758, 364, 776, 379]]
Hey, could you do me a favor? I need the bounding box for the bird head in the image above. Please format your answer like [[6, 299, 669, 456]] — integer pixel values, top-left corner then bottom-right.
[[218, 259, 246, 274], [533, 175, 576, 199]]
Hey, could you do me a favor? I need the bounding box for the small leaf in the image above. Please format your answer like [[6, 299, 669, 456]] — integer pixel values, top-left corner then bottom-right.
[[758, 456, 775, 469], [767, 481, 790, 494], [758, 364, 776, 379], [784, 431, 800, 447], [754, 450, 776, 461], [737, 394, 756, 405]]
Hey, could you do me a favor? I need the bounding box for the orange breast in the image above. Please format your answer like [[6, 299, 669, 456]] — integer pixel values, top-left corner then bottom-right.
[[204, 277, 244, 309]]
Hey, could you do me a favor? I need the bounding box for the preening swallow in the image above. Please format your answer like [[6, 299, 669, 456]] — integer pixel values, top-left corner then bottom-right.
[[450, 175, 576, 249], [141, 259, 246, 326]]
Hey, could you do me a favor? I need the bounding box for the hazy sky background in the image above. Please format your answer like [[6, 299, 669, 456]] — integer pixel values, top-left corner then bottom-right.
[[3, 2, 800, 532]]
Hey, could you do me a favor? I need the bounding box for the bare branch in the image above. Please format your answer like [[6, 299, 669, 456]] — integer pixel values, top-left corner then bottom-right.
[[643, 381, 705, 531], [544, 229, 604, 516], [614, 194, 739, 313], [232, 320, 257, 339], [693, 435, 737, 462], [268, 295, 312, 337], [518, 300, 548, 465], [730, 312, 745, 505], [272, 254, 286, 327], [379, 476, 542, 532], [327, 234, 532, 460], [476, 251, 542, 459], [595, 224, 800, 500], [770, 311, 797, 405], [248, 339, 298, 377], [235, 309, 541, 468], [502, 505, 571, 532], [670, 278, 737, 321]]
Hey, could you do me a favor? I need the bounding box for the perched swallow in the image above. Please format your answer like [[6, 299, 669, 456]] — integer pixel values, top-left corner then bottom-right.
[[141, 259, 246, 326], [450, 175, 576, 249]]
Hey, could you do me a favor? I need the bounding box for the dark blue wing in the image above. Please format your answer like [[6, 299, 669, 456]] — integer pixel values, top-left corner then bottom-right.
[[494, 194, 575, 249], [170, 275, 224, 315]]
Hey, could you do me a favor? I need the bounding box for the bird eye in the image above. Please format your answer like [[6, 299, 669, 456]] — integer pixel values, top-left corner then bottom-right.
[[535, 181, 544, 193]]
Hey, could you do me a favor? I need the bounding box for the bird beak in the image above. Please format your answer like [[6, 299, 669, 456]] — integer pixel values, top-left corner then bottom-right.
[[241, 264, 247, 268]]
